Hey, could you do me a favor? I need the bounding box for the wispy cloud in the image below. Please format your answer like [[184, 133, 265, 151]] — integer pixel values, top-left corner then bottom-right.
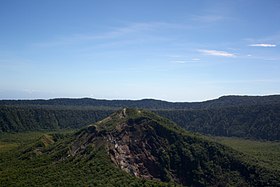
[[245, 32, 280, 46], [33, 24, 147, 47], [200, 79, 280, 84], [191, 58, 200, 61], [33, 22, 192, 48], [241, 53, 280, 61], [249, 43, 277, 47], [191, 15, 226, 23], [198, 49, 235, 57], [23, 89, 41, 94], [171, 60, 186, 64], [169, 57, 201, 64]]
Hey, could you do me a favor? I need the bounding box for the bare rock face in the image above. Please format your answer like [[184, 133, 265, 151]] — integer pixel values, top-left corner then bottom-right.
[[107, 119, 164, 180], [19, 108, 280, 186], [67, 108, 175, 182], [65, 108, 274, 186]]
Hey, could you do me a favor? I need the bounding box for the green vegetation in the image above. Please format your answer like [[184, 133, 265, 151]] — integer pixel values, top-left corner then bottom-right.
[[0, 131, 50, 143], [0, 106, 113, 132], [36, 109, 280, 186], [1, 95, 280, 109], [211, 136, 280, 171], [1, 96, 280, 141], [0, 148, 170, 186], [0, 131, 48, 153], [0, 109, 280, 186], [0, 131, 173, 186], [157, 104, 280, 140], [0, 142, 18, 153]]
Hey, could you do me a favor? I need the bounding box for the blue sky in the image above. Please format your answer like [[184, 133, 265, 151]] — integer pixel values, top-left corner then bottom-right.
[[0, 0, 280, 101]]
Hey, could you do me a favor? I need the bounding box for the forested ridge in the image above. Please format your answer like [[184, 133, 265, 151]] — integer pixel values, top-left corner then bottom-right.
[[1, 95, 280, 109], [0, 106, 113, 132], [156, 104, 280, 141], [1, 95, 280, 140]]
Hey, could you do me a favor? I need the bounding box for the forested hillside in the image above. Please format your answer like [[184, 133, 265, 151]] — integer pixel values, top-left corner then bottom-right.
[[0, 106, 113, 132], [1, 109, 279, 186], [157, 104, 280, 141], [1, 95, 280, 109], [1, 95, 280, 140]]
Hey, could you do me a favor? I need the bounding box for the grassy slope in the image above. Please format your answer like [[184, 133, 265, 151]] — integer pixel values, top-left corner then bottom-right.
[[211, 136, 280, 171], [0, 132, 47, 153]]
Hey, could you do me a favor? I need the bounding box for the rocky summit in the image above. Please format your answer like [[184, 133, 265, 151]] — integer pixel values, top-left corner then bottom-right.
[[45, 108, 278, 186]]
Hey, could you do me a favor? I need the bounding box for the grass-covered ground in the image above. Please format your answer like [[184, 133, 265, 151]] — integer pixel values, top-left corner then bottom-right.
[[0, 131, 47, 153], [211, 136, 280, 171], [0, 141, 18, 153], [0, 130, 74, 152]]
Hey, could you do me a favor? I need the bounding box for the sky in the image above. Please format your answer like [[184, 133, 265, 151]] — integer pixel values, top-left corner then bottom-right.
[[0, 0, 280, 102]]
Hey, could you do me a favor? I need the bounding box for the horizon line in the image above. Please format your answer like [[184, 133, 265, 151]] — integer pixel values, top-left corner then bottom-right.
[[0, 94, 279, 103]]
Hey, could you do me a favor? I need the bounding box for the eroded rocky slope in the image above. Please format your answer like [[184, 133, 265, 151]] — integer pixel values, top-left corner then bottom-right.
[[51, 108, 280, 186]]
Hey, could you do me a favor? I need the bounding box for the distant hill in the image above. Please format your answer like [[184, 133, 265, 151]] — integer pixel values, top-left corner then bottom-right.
[[1, 95, 280, 109], [3, 108, 278, 186], [1, 95, 280, 140]]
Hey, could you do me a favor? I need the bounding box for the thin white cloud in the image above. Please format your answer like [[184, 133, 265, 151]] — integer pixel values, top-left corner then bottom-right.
[[200, 79, 280, 84], [249, 43, 276, 47], [191, 15, 225, 23], [191, 58, 200, 61], [33, 22, 192, 48], [245, 33, 280, 47], [171, 60, 186, 64], [33, 24, 146, 47], [198, 49, 235, 57], [241, 54, 279, 61], [23, 89, 41, 94]]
